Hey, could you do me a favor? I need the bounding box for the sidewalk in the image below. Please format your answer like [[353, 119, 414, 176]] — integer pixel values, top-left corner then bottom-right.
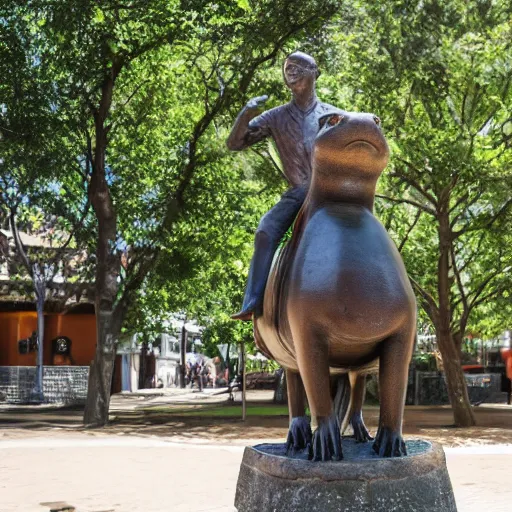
[[1, 392, 511, 510], [0, 434, 511, 512]]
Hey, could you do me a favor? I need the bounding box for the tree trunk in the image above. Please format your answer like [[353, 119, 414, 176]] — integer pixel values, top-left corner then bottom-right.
[[273, 369, 287, 404], [83, 71, 121, 426], [436, 208, 476, 427], [8, 211, 46, 402], [83, 309, 117, 425], [83, 237, 119, 424], [436, 329, 476, 426], [33, 274, 45, 403], [83, 204, 121, 426]]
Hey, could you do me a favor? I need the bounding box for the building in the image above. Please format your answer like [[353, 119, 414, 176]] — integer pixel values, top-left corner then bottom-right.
[[0, 228, 95, 404]]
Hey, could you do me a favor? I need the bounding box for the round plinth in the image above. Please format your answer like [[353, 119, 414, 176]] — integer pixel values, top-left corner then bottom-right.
[[235, 439, 457, 512]]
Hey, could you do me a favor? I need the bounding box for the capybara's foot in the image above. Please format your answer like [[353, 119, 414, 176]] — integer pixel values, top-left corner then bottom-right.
[[286, 416, 312, 456], [309, 414, 343, 461], [350, 412, 373, 443], [372, 426, 407, 457]]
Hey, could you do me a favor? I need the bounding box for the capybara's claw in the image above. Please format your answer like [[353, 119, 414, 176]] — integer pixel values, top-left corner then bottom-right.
[[372, 427, 407, 457], [286, 416, 312, 456], [350, 413, 373, 443], [310, 414, 343, 461]]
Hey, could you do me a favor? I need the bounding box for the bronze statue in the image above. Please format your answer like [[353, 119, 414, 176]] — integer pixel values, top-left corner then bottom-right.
[[253, 111, 417, 461], [227, 51, 342, 320]]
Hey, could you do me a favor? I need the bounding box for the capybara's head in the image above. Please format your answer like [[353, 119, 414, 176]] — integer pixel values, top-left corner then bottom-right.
[[314, 111, 390, 177]]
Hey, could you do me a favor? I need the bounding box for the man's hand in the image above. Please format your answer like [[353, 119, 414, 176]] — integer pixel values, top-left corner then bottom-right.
[[246, 95, 268, 110]]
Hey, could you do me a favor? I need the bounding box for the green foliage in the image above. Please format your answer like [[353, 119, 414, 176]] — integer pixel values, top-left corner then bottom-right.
[[412, 352, 437, 372], [1, 1, 344, 361], [100, 1, 512, 361], [92, 0, 344, 348], [5, 0, 510, 404], [0, 7, 94, 301], [323, 1, 512, 344]]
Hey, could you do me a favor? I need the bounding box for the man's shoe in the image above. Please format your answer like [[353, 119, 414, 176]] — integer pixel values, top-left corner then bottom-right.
[[231, 310, 254, 321], [231, 297, 262, 321]]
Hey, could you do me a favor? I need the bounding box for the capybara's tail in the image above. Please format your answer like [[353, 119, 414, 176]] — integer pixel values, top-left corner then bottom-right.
[[332, 373, 352, 433]]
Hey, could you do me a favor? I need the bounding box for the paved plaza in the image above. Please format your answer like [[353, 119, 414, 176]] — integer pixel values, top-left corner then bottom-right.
[[1, 391, 511, 511], [0, 434, 511, 512]]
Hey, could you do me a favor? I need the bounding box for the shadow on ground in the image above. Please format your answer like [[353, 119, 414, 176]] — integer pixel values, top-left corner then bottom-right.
[[1, 396, 511, 447]]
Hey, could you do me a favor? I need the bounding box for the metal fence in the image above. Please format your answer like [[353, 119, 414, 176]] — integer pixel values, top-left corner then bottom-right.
[[0, 365, 89, 405]]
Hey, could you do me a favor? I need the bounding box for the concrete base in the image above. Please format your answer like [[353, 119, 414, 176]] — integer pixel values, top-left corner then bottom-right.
[[235, 439, 457, 512]]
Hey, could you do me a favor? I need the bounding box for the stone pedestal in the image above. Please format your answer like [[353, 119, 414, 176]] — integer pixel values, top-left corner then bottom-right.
[[235, 439, 457, 512]]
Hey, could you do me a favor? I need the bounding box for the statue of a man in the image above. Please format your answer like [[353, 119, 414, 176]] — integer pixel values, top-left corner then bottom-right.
[[227, 51, 341, 321]]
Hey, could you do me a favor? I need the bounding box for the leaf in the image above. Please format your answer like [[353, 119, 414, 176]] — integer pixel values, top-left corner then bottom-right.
[[237, 0, 251, 11], [93, 7, 105, 24]]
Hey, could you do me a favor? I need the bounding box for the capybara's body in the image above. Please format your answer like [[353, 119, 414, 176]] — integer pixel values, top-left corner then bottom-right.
[[253, 111, 416, 460], [256, 204, 415, 369]]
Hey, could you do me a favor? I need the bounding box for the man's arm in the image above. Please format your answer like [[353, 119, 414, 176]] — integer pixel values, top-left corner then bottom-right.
[[226, 95, 270, 151]]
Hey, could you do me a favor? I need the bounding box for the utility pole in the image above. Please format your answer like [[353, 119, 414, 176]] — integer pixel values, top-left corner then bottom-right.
[[241, 342, 246, 421], [179, 317, 187, 388]]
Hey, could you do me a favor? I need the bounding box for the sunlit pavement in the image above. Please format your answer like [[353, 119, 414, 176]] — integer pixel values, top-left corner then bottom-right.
[[0, 436, 511, 512]]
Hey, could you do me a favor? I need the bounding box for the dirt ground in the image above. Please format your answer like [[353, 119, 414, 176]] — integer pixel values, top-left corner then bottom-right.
[[1, 393, 511, 447], [103, 405, 512, 448]]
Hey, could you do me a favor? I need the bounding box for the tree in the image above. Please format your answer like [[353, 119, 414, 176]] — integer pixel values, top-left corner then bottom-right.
[[326, 0, 512, 425], [6, 0, 343, 425], [0, 14, 92, 400]]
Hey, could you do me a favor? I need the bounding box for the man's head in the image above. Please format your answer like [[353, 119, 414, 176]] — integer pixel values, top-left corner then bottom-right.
[[283, 51, 319, 96]]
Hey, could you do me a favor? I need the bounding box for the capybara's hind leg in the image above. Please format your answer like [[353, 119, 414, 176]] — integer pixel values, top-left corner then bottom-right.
[[373, 324, 415, 457], [285, 370, 311, 456], [294, 329, 342, 461], [347, 372, 373, 443]]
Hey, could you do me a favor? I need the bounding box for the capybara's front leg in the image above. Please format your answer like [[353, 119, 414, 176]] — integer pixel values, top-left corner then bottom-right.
[[373, 324, 415, 457], [294, 330, 342, 461], [286, 370, 312, 456]]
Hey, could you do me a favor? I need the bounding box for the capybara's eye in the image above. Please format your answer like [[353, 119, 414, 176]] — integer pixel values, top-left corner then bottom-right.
[[328, 114, 344, 126]]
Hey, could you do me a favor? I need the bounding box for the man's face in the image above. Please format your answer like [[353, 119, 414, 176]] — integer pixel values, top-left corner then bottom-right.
[[284, 58, 316, 95]]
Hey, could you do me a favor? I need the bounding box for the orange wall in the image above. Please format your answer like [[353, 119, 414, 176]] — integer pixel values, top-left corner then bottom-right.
[[0, 312, 96, 367], [50, 314, 97, 366], [0, 312, 38, 366]]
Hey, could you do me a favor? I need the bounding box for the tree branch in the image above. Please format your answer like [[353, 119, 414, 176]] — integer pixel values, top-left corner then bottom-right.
[[375, 194, 436, 216], [398, 208, 422, 252], [50, 198, 91, 265], [449, 188, 482, 227], [453, 232, 485, 275], [9, 207, 32, 275], [467, 268, 505, 311], [450, 242, 468, 318], [452, 198, 512, 238], [390, 160, 438, 206], [409, 275, 439, 324], [470, 285, 506, 311]]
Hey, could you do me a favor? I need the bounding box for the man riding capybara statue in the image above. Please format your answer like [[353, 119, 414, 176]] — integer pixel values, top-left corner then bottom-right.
[[227, 52, 416, 462], [227, 51, 343, 321]]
